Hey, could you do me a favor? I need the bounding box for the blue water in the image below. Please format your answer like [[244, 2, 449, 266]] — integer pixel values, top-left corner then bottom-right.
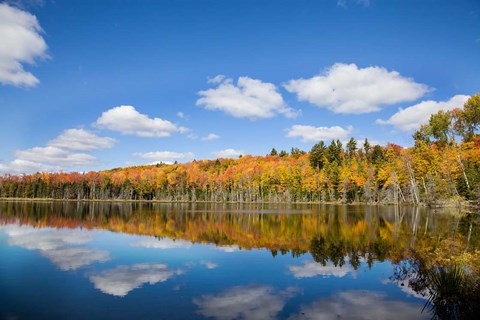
[[1, 202, 464, 319]]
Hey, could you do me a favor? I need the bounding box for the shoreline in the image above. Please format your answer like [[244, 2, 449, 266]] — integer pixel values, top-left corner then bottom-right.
[[0, 197, 475, 209]]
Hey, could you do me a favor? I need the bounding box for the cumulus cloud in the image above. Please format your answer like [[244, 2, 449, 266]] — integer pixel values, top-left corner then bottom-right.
[[0, 3, 48, 87], [284, 63, 429, 114], [95, 105, 187, 137], [193, 285, 297, 320], [286, 124, 353, 142], [89, 263, 183, 297], [201, 133, 220, 141], [47, 128, 115, 151], [133, 151, 195, 164], [15, 146, 98, 167], [289, 261, 354, 278], [197, 76, 299, 119], [287, 290, 424, 320], [213, 148, 245, 158], [132, 237, 193, 250], [0, 158, 54, 173], [0, 128, 111, 174], [2, 224, 110, 271], [376, 95, 470, 131]]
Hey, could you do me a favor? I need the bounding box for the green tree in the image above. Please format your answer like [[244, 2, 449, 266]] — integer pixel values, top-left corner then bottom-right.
[[371, 145, 384, 164], [269, 148, 278, 156], [346, 137, 357, 159], [363, 138, 370, 156], [461, 94, 480, 141], [327, 139, 343, 164], [309, 141, 327, 170]]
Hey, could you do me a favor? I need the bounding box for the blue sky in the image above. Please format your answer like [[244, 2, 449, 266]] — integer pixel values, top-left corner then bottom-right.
[[0, 0, 479, 174]]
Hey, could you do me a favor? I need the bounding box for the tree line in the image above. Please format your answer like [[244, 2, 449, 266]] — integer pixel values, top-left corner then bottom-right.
[[1, 95, 479, 204]]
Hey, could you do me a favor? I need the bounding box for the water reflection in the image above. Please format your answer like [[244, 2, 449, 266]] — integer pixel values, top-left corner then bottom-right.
[[2, 224, 110, 270], [132, 237, 193, 250], [1, 201, 476, 266], [288, 260, 354, 278], [0, 201, 478, 319], [288, 290, 428, 320], [89, 263, 184, 297], [193, 285, 298, 320]]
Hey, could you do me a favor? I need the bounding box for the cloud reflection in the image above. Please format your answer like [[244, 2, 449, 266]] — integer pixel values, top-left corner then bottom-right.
[[288, 290, 426, 320], [200, 260, 218, 269], [89, 263, 184, 297], [193, 285, 297, 320], [289, 261, 354, 279], [1, 224, 109, 270], [132, 237, 192, 249], [213, 244, 240, 252]]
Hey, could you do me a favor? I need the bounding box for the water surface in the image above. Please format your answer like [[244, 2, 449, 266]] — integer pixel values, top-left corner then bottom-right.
[[0, 202, 477, 319]]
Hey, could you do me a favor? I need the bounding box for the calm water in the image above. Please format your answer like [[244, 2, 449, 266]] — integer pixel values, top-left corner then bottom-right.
[[0, 202, 478, 319]]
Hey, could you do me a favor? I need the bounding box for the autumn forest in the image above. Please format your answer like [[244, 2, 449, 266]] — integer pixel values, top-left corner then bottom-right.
[[1, 95, 479, 205]]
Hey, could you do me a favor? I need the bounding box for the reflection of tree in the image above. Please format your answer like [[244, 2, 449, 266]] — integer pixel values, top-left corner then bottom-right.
[[0, 202, 477, 271], [391, 244, 480, 320], [310, 237, 328, 266]]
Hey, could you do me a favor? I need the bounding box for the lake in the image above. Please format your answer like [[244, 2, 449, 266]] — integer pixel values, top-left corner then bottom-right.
[[0, 202, 478, 319]]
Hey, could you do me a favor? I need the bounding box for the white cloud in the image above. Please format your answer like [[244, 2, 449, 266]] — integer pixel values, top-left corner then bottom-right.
[[89, 263, 183, 297], [287, 290, 424, 320], [193, 286, 297, 320], [197, 76, 299, 119], [95, 105, 187, 137], [213, 148, 245, 158], [0, 158, 54, 173], [176, 111, 184, 118], [0, 3, 48, 87], [286, 124, 352, 142], [0, 129, 109, 174], [133, 151, 195, 163], [15, 146, 98, 167], [2, 224, 110, 270], [132, 237, 193, 250], [201, 133, 220, 141], [200, 260, 218, 269], [289, 261, 354, 278], [47, 128, 115, 151], [207, 74, 226, 84], [284, 63, 429, 114], [376, 94, 470, 131]]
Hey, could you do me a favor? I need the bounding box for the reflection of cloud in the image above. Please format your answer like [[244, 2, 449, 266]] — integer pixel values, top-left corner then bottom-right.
[[4, 225, 92, 249], [89, 263, 183, 297], [288, 290, 425, 320], [194, 285, 297, 320], [132, 237, 192, 250], [213, 245, 240, 252], [200, 260, 218, 269], [1, 225, 109, 270], [289, 261, 353, 279], [43, 247, 110, 271], [382, 278, 427, 300]]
